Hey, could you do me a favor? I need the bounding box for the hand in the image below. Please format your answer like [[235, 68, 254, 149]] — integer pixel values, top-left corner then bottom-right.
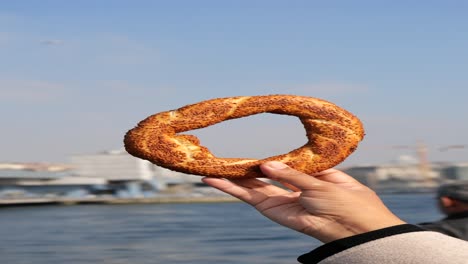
[[202, 161, 405, 243]]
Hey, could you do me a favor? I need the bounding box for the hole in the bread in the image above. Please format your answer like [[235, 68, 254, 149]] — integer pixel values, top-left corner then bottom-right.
[[180, 113, 307, 159]]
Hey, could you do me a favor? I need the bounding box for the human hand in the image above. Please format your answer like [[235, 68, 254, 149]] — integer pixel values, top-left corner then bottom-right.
[[202, 161, 405, 243]]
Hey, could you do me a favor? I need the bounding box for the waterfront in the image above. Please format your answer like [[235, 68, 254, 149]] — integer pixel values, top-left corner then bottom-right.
[[1, 193, 441, 264]]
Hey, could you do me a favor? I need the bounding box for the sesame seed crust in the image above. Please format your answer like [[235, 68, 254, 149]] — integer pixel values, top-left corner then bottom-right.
[[124, 95, 365, 178]]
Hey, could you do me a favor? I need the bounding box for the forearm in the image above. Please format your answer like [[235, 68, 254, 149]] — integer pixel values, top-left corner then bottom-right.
[[298, 224, 468, 264]]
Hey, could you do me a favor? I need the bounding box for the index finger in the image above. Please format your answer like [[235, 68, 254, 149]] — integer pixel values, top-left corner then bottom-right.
[[260, 161, 326, 190], [312, 168, 363, 185], [201, 177, 269, 206]]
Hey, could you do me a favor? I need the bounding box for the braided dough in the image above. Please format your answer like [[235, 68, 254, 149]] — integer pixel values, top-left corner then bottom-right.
[[124, 95, 364, 178]]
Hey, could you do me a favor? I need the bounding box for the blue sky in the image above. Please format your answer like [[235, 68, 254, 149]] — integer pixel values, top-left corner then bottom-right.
[[1, 1, 467, 166]]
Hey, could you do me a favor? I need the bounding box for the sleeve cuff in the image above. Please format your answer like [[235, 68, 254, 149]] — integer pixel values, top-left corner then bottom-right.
[[297, 224, 425, 264]]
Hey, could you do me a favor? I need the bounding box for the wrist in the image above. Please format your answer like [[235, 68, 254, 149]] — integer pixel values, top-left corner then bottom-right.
[[314, 215, 406, 243], [342, 212, 406, 241]]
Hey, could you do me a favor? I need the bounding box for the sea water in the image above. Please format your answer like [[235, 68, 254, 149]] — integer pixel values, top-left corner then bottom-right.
[[0, 193, 442, 264]]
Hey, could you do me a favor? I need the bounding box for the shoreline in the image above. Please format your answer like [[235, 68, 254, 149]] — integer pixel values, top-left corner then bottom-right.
[[0, 196, 240, 207]]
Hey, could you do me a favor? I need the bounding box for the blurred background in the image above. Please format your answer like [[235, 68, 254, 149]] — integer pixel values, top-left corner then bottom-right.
[[1, 1, 467, 263]]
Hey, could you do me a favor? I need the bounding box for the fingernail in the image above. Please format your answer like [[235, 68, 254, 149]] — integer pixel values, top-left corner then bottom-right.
[[264, 161, 289, 169]]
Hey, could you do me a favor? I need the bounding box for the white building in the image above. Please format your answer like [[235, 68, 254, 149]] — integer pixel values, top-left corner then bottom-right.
[[0, 162, 106, 198], [70, 149, 200, 192], [343, 162, 440, 191]]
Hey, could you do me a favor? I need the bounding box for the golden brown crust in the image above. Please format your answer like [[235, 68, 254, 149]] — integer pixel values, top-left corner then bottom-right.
[[124, 95, 365, 178]]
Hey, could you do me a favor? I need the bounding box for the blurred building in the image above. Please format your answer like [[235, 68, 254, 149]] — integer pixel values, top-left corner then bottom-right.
[[0, 149, 216, 200], [0, 162, 105, 198], [343, 160, 440, 192], [69, 149, 200, 197]]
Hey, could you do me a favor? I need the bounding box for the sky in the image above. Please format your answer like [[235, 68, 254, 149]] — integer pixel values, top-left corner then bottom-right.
[[1, 0, 468, 167]]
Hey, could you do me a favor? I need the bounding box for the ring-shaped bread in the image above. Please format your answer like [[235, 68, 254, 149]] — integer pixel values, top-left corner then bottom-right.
[[124, 95, 365, 178]]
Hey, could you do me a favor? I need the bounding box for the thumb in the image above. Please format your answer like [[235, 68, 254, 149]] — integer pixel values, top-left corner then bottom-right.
[[260, 161, 325, 190]]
